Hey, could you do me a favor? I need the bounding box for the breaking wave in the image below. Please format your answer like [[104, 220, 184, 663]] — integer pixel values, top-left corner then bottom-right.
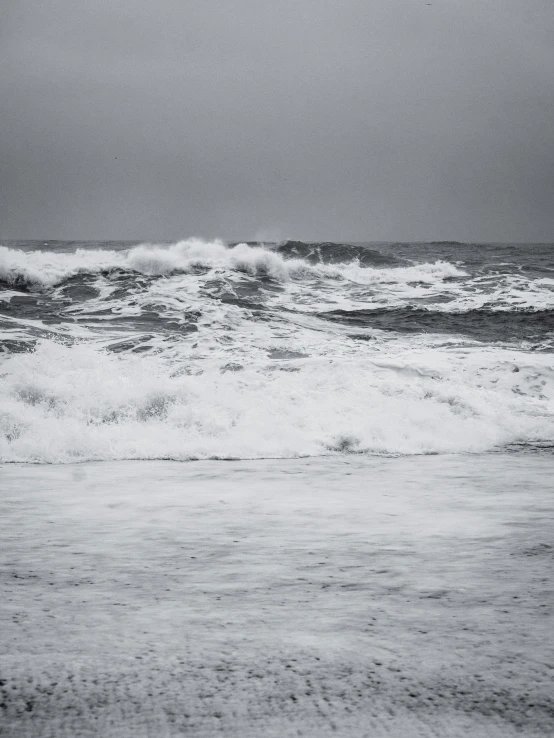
[[1, 341, 553, 463], [0, 240, 466, 289]]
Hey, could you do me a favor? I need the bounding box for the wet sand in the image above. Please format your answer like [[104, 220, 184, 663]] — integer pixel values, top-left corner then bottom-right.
[[1, 455, 553, 737]]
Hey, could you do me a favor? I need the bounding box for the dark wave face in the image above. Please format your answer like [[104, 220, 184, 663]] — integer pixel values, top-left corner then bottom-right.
[[1, 239, 553, 462], [319, 307, 554, 345], [275, 240, 400, 266]]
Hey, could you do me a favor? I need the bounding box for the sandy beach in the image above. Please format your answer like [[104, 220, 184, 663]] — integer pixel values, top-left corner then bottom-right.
[[1, 454, 553, 737]]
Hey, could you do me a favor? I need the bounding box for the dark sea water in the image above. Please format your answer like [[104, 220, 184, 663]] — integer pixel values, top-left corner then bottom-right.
[[1, 239, 553, 462]]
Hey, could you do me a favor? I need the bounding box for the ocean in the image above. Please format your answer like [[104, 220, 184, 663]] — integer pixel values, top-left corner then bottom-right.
[[1, 239, 553, 462], [1, 240, 553, 736]]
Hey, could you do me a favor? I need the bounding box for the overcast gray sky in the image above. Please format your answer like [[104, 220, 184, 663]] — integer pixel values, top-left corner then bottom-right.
[[1, 0, 553, 241]]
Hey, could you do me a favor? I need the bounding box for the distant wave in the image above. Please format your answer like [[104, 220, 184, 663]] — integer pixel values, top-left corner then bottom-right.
[[0, 240, 465, 288]]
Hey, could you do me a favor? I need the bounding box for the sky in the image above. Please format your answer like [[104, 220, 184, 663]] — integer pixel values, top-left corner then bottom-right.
[[1, 0, 553, 241]]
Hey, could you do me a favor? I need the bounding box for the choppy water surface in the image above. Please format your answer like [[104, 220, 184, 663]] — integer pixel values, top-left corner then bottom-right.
[[1, 239, 553, 462]]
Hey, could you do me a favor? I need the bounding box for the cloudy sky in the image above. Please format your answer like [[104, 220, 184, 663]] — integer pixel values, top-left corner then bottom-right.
[[1, 0, 553, 241]]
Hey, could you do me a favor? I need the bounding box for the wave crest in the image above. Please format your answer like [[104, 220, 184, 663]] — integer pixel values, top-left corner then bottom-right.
[[0, 240, 466, 289]]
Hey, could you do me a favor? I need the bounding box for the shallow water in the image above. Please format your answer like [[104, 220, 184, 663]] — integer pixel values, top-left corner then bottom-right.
[[1, 454, 553, 736]]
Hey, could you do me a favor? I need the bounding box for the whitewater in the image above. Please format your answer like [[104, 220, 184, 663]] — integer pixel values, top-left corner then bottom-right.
[[1, 239, 553, 463]]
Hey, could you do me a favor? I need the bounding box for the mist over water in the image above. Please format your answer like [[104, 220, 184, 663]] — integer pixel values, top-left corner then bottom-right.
[[1, 239, 553, 463]]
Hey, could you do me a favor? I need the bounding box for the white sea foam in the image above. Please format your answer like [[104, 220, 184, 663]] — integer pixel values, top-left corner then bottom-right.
[[1, 340, 552, 463], [329, 260, 466, 285]]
